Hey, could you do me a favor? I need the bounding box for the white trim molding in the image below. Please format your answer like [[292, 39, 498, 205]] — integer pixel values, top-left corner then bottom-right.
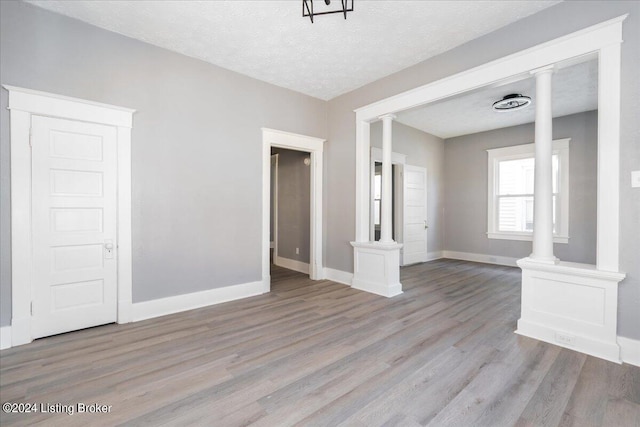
[[3, 85, 135, 348], [618, 336, 640, 367], [517, 258, 626, 363], [133, 280, 264, 322], [486, 232, 568, 244], [443, 251, 518, 267], [274, 256, 310, 275], [425, 251, 444, 262], [323, 268, 354, 287], [0, 326, 11, 350], [262, 128, 325, 292]]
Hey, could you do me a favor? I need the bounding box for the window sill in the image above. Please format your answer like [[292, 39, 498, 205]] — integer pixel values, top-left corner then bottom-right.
[[487, 232, 569, 244]]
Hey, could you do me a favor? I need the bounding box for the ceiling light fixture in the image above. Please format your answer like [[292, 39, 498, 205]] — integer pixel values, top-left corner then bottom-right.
[[492, 94, 531, 112], [303, 0, 354, 24]]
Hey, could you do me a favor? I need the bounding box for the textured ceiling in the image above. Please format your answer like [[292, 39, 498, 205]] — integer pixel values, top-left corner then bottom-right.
[[395, 59, 598, 139], [26, 0, 560, 100]]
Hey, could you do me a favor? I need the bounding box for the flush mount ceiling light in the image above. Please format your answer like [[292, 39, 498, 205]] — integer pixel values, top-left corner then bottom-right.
[[303, 0, 354, 24], [492, 93, 532, 112]]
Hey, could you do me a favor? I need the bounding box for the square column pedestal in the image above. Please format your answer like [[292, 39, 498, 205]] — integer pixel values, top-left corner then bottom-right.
[[516, 258, 625, 363], [351, 241, 403, 297]]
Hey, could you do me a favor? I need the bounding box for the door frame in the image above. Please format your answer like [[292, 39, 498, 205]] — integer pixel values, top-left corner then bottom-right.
[[270, 154, 279, 256], [262, 128, 325, 290], [4, 85, 135, 347]]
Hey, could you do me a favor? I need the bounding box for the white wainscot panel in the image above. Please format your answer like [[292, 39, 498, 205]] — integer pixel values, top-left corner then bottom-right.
[[351, 242, 403, 298], [517, 258, 625, 363], [531, 278, 605, 326], [356, 251, 386, 281]]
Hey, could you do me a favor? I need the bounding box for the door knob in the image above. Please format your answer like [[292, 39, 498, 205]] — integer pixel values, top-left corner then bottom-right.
[[104, 241, 114, 259]]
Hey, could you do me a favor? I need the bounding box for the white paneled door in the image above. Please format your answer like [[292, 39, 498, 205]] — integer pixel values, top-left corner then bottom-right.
[[31, 116, 118, 339], [403, 165, 428, 265]]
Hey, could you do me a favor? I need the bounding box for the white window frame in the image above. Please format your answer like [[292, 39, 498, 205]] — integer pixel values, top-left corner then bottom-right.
[[487, 138, 570, 243]]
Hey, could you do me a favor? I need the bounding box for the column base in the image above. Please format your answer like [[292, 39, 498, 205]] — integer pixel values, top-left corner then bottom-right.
[[527, 254, 559, 265], [351, 241, 403, 297], [516, 257, 625, 363]]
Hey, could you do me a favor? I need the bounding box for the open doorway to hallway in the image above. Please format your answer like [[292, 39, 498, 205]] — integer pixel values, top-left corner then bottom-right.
[[270, 147, 312, 277]]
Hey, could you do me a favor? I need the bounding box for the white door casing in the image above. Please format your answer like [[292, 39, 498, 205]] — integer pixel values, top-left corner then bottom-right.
[[5, 85, 135, 347], [262, 128, 325, 289], [31, 116, 119, 338], [270, 154, 279, 256], [402, 165, 428, 265]]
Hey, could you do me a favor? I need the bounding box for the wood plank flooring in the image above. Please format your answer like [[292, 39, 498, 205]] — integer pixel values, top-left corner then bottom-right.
[[1, 259, 638, 426]]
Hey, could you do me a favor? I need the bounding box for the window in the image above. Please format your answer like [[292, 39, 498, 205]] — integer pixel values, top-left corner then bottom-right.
[[487, 139, 569, 243]]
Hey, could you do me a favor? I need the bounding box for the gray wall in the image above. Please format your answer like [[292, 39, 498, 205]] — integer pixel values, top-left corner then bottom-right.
[[272, 148, 311, 264], [0, 0, 327, 326], [371, 121, 445, 254], [325, 1, 639, 339], [444, 111, 598, 264]]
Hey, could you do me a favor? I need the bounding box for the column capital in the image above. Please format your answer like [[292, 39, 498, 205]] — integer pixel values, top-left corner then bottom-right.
[[378, 113, 397, 122], [530, 65, 555, 76]]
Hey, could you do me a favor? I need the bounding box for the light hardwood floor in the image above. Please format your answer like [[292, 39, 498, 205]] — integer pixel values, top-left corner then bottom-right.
[[1, 259, 639, 426]]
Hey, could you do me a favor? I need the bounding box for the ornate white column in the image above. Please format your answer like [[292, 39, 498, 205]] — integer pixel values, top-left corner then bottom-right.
[[530, 66, 557, 264], [379, 114, 396, 244]]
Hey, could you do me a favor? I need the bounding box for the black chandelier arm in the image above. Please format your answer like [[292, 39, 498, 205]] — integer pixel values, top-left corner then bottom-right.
[[302, 0, 354, 23]]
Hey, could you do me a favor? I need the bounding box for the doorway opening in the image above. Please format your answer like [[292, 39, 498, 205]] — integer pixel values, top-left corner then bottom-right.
[[270, 147, 312, 276], [261, 128, 325, 293]]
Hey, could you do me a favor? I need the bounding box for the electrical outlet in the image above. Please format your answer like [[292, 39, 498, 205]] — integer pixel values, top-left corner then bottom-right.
[[632, 171, 640, 188], [555, 332, 576, 346], [296, 247, 299, 255]]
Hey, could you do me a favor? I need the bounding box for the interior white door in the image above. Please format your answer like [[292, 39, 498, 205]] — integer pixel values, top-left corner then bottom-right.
[[403, 165, 428, 265], [31, 115, 118, 339]]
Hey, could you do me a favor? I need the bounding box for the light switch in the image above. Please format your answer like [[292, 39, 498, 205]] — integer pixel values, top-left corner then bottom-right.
[[632, 171, 640, 188]]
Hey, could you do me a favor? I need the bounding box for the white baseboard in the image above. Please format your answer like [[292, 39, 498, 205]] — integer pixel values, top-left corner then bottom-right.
[[132, 280, 265, 322], [618, 336, 640, 367], [516, 320, 621, 364], [352, 278, 403, 298], [324, 267, 353, 286], [426, 250, 444, 261], [274, 255, 309, 274], [443, 250, 518, 267], [0, 326, 11, 350]]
